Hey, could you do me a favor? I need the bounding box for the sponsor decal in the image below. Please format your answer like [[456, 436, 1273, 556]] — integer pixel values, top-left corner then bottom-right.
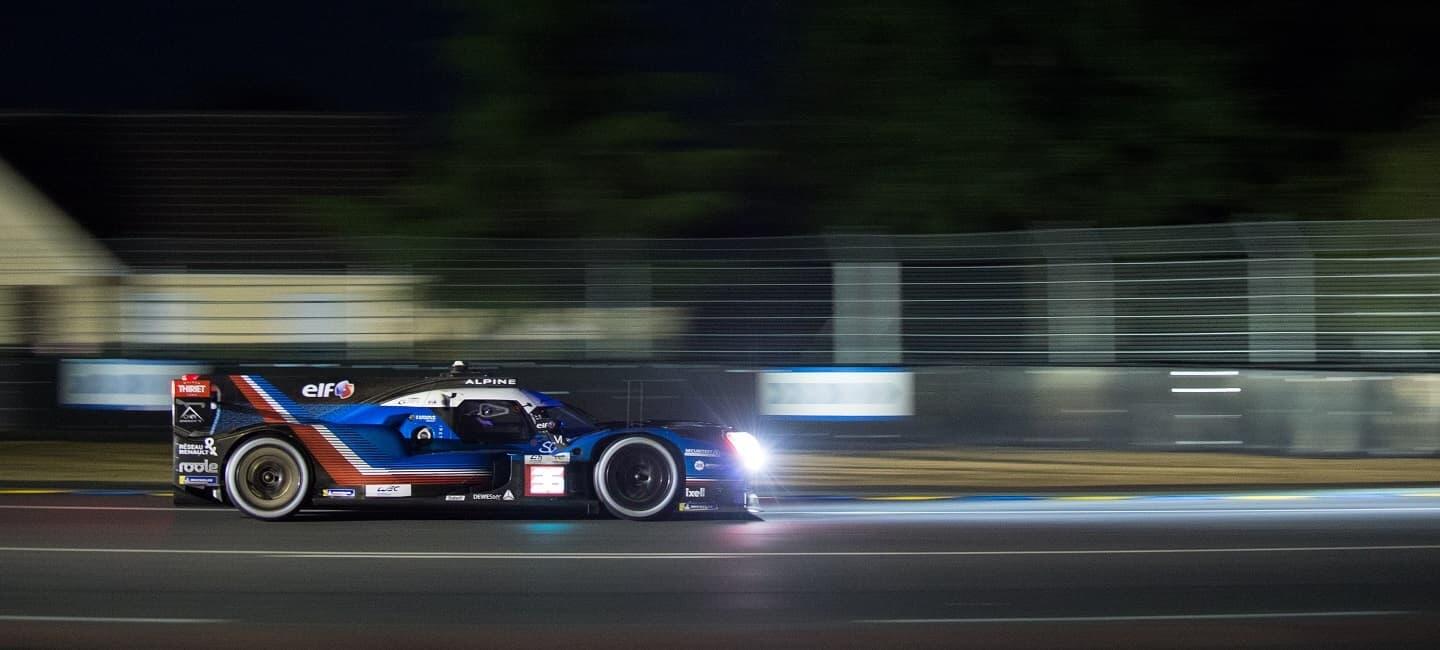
[[178, 475, 218, 486], [525, 466, 566, 496], [365, 484, 412, 498], [759, 369, 915, 418], [176, 404, 205, 424], [321, 488, 356, 498], [301, 380, 356, 399], [176, 438, 217, 457], [464, 377, 517, 386], [231, 374, 495, 486], [502, 489, 516, 501], [410, 414, 437, 422], [473, 492, 502, 501], [684, 448, 719, 457], [176, 460, 219, 474], [445, 494, 466, 502], [693, 460, 705, 471], [685, 487, 706, 498], [524, 453, 570, 465], [173, 380, 211, 398], [681, 503, 719, 512]]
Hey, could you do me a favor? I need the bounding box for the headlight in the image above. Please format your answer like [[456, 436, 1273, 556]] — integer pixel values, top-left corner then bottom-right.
[[724, 430, 767, 472]]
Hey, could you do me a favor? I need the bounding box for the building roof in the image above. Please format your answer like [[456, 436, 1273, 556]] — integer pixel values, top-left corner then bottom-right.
[[0, 112, 417, 269], [0, 157, 123, 285]]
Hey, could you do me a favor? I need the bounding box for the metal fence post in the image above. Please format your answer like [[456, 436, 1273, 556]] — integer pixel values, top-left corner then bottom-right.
[[1031, 227, 1114, 364], [1234, 222, 1315, 364], [827, 234, 900, 364], [584, 263, 653, 360]]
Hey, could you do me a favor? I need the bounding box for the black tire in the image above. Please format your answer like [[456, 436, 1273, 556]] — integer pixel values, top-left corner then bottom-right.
[[224, 436, 310, 521], [593, 436, 680, 521]]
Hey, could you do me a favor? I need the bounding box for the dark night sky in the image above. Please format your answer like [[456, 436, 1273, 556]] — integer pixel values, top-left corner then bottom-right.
[[6, 2, 1440, 126], [0, 0, 457, 112], [7, 1, 1440, 238], [0, 1, 777, 115]]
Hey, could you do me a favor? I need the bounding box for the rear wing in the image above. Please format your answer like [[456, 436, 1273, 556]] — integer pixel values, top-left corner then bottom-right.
[[171, 374, 219, 436]]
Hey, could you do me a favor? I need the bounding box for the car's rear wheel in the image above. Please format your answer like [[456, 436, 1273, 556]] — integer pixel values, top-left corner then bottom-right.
[[593, 436, 679, 521], [225, 436, 309, 521]]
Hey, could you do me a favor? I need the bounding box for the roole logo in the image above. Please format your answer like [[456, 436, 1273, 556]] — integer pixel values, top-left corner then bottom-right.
[[302, 380, 355, 399], [177, 460, 219, 474]]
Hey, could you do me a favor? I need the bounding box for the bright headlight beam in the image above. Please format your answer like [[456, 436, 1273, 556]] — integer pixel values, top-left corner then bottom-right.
[[725, 431, 767, 472]]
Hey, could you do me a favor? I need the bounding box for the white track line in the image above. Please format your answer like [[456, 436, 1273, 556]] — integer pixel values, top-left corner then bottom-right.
[[0, 615, 229, 624], [854, 610, 1410, 624], [0, 544, 1438, 559], [3, 504, 1439, 517], [771, 507, 1440, 516]]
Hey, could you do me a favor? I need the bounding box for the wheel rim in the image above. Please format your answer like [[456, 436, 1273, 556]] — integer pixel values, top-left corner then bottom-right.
[[236, 446, 301, 511], [602, 442, 674, 515]]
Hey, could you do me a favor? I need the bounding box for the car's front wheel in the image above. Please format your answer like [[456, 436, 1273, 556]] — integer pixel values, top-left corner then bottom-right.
[[593, 436, 680, 521], [224, 436, 310, 521]]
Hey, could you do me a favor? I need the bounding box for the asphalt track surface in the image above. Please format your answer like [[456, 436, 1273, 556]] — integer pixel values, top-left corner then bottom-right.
[[3, 489, 1440, 648]]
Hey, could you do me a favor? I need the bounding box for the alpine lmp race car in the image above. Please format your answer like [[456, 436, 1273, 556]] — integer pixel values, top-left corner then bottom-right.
[[170, 363, 765, 521]]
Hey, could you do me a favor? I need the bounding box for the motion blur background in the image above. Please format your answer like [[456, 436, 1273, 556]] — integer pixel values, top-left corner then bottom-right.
[[4, 0, 1440, 469]]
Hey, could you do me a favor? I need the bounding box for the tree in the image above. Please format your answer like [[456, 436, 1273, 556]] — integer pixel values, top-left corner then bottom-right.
[[774, 1, 1283, 232], [315, 0, 753, 240], [1348, 115, 1440, 220]]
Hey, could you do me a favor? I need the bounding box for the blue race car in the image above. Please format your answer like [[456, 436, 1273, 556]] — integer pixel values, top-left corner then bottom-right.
[[171, 362, 765, 521]]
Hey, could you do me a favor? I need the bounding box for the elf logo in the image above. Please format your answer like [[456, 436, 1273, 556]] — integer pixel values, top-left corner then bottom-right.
[[302, 380, 355, 399]]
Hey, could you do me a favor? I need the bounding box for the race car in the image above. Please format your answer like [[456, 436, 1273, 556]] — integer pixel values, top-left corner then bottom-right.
[[171, 362, 765, 521]]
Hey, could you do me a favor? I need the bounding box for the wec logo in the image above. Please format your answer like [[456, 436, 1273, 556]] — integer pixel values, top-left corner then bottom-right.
[[302, 380, 355, 399]]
